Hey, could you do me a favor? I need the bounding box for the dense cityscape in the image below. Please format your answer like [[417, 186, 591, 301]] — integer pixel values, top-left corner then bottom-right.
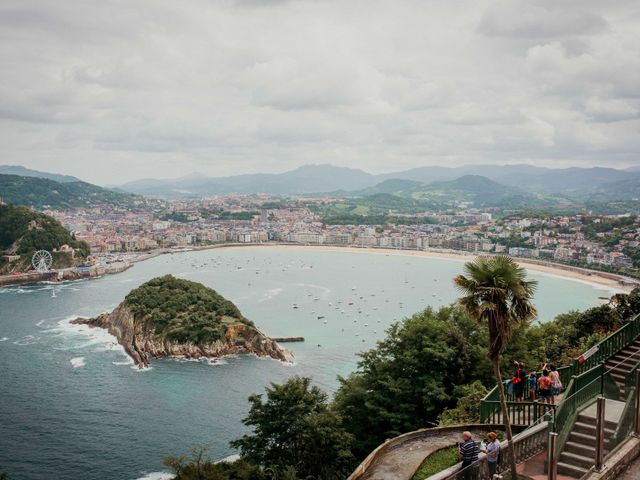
[[44, 195, 640, 277]]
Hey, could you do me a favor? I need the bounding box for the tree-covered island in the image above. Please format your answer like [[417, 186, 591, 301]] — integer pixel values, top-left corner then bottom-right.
[[73, 275, 291, 367]]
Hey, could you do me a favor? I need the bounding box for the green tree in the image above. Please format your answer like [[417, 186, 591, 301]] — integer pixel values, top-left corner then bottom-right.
[[230, 376, 355, 480], [333, 306, 485, 457], [438, 381, 489, 425], [164, 449, 266, 480], [454, 256, 538, 480]]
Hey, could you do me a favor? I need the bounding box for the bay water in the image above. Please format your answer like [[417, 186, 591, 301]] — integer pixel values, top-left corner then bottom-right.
[[0, 247, 614, 479]]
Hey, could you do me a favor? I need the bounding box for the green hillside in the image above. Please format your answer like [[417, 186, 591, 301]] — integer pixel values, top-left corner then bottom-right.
[[123, 275, 254, 344], [0, 174, 145, 209], [0, 203, 90, 273]]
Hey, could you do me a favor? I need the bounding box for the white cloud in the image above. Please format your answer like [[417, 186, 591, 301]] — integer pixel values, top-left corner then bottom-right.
[[0, 0, 639, 184]]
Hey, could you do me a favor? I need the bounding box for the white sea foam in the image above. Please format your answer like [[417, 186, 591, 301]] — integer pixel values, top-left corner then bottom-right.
[[112, 357, 134, 366], [133, 472, 174, 480], [0, 337, 8, 342], [70, 357, 86, 368], [13, 335, 38, 346], [131, 364, 153, 372]]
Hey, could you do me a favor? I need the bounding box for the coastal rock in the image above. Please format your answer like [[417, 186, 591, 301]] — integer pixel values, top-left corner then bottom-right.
[[72, 305, 291, 368], [70, 275, 292, 368]]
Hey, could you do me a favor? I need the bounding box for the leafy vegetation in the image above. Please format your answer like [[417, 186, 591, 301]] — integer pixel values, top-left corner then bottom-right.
[[164, 450, 268, 480], [124, 275, 252, 344], [438, 381, 489, 425], [0, 203, 90, 272], [230, 376, 355, 480], [333, 305, 490, 457], [166, 285, 640, 479], [412, 446, 459, 480], [0, 174, 144, 210]]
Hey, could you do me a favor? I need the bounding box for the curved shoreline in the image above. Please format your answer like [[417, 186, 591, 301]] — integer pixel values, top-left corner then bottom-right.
[[2, 242, 636, 293], [173, 242, 637, 293]]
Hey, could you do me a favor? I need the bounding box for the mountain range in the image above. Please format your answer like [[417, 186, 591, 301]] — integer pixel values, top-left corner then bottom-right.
[[1, 164, 639, 213], [112, 163, 640, 199]]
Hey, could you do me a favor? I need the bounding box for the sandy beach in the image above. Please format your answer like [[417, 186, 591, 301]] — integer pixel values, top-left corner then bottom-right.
[[188, 243, 636, 294]]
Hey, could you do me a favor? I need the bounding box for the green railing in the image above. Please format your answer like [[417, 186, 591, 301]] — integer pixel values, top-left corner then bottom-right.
[[480, 313, 640, 423], [553, 364, 620, 453], [574, 313, 640, 376], [480, 401, 555, 426], [624, 358, 640, 397]]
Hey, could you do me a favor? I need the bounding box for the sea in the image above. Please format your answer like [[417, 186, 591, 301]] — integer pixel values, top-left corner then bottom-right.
[[0, 247, 616, 480]]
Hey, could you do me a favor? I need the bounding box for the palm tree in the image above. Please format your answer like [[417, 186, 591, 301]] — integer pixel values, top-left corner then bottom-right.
[[454, 256, 537, 480]]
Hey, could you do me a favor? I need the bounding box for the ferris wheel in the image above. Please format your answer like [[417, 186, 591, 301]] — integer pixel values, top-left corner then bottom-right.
[[32, 250, 53, 273]]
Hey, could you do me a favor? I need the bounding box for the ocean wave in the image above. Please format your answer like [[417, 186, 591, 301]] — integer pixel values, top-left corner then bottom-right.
[[131, 363, 153, 372], [112, 357, 134, 366], [70, 357, 86, 368], [13, 335, 39, 346], [133, 472, 174, 480], [0, 337, 8, 342]]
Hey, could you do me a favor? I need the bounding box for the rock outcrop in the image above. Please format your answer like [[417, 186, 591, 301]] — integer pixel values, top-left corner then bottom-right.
[[72, 304, 291, 368]]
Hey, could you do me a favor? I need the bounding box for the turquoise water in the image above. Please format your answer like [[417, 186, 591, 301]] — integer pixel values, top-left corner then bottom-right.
[[0, 247, 613, 480]]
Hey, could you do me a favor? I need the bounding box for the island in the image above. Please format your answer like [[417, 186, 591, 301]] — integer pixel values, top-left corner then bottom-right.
[[72, 275, 292, 368]]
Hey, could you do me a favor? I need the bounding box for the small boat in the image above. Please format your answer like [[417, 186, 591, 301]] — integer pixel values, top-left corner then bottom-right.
[[293, 304, 299, 309], [317, 316, 325, 319], [348, 302, 354, 306]]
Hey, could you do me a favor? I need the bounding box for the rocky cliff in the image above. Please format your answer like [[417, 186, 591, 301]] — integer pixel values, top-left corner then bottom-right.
[[72, 303, 291, 368]]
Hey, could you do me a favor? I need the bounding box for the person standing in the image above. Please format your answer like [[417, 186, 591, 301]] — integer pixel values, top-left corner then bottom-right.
[[459, 431, 479, 480], [482, 432, 501, 478], [528, 371, 537, 402], [513, 362, 526, 402], [548, 364, 562, 404], [537, 370, 552, 404]]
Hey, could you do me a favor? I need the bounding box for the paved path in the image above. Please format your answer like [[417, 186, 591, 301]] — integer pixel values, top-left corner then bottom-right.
[[360, 427, 498, 480]]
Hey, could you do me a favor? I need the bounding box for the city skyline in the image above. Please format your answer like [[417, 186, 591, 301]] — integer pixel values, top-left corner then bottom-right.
[[1, 0, 639, 184]]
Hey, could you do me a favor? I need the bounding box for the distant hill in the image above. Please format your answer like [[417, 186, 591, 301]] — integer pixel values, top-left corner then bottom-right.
[[355, 179, 425, 196], [119, 164, 376, 197], [0, 203, 90, 273], [348, 175, 569, 210], [0, 165, 81, 183], [0, 174, 145, 210], [116, 163, 640, 200]]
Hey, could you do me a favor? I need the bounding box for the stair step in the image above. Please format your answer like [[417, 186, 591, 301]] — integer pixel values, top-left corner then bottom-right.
[[606, 362, 635, 373], [576, 416, 618, 431], [559, 451, 595, 469], [573, 421, 597, 435], [609, 353, 640, 365], [620, 347, 640, 357], [610, 369, 628, 378], [557, 461, 588, 478], [568, 431, 596, 446], [565, 441, 595, 457]]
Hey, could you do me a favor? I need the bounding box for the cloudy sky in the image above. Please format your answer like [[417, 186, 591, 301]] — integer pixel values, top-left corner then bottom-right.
[[1, 0, 639, 184]]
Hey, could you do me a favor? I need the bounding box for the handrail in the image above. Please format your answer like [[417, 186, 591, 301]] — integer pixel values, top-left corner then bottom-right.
[[480, 313, 640, 423], [575, 312, 640, 375], [428, 421, 549, 480]]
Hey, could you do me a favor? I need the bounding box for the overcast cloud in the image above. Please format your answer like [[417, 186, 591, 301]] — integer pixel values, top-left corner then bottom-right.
[[0, 0, 639, 184]]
